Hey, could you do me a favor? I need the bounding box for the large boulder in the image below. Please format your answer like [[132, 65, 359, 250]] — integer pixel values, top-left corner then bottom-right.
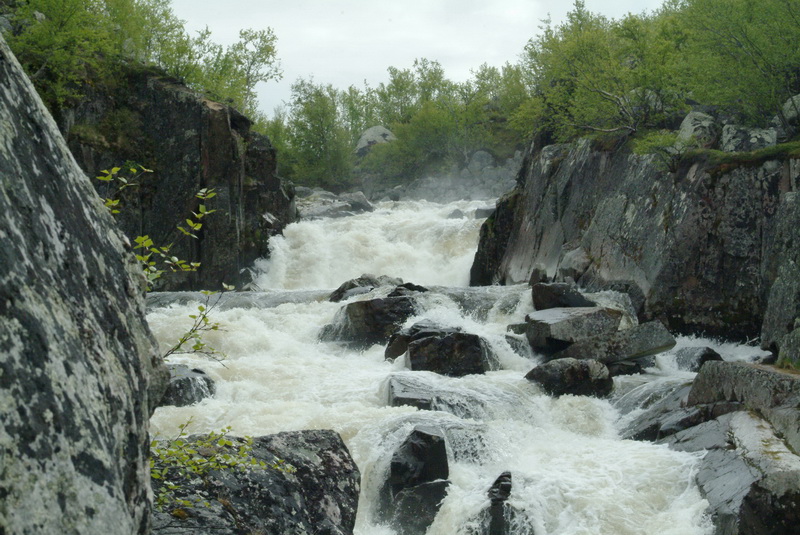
[[674, 346, 723, 372], [720, 124, 777, 153], [355, 125, 396, 157], [0, 35, 167, 535], [385, 320, 463, 361], [329, 273, 403, 303], [525, 358, 613, 397], [63, 65, 296, 291], [677, 111, 720, 148], [151, 430, 360, 535], [523, 307, 622, 353], [406, 332, 498, 377]]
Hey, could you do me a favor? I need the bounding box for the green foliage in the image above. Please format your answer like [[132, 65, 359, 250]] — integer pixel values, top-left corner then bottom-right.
[[632, 130, 686, 172], [150, 418, 295, 513], [5, 0, 280, 116], [162, 289, 232, 363]]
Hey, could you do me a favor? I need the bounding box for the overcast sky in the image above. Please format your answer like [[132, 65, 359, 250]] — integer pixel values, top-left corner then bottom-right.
[[170, 0, 665, 116]]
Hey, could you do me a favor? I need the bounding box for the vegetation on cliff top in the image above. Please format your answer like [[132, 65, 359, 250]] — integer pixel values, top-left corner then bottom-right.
[[4, 0, 800, 191]]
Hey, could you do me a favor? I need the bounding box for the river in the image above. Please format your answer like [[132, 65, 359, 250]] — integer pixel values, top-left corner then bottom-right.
[[146, 198, 760, 534]]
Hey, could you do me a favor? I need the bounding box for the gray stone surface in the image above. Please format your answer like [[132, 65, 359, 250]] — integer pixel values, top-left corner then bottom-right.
[[0, 35, 167, 535], [663, 412, 800, 535], [151, 430, 360, 535], [677, 111, 719, 148], [355, 125, 396, 156], [524, 307, 622, 352], [687, 361, 800, 454], [551, 321, 676, 364], [525, 358, 613, 397], [720, 124, 777, 153], [778, 326, 800, 369]]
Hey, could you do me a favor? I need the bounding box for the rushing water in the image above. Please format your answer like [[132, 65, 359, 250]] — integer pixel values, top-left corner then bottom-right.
[[146, 199, 755, 535]]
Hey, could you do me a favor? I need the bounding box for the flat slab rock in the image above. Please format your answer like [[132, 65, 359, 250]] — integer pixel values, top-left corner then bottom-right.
[[524, 306, 622, 352], [526, 358, 613, 398], [687, 361, 800, 454], [551, 320, 676, 364], [662, 411, 800, 535]]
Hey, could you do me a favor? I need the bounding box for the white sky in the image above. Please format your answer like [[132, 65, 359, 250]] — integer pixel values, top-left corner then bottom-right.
[[170, 0, 665, 116]]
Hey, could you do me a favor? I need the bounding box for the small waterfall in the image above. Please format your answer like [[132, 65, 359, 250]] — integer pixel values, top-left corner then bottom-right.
[[148, 199, 717, 534]]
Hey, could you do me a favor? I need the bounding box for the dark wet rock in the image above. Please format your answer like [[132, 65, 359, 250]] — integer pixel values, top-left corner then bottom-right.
[[319, 296, 417, 349], [661, 412, 800, 535], [0, 35, 167, 535], [606, 355, 656, 377], [378, 426, 449, 535], [524, 307, 622, 353], [475, 206, 496, 219], [151, 429, 360, 535], [329, 274, 403, 302], [551, 321, 676, 364], [525, 358, 613, 397], [470, 190, 521, 286], [159, 364, 216, 407], [674, 347, 723, 372], [528, 264, 549, 285], [531, 282, 595, 309], [64, 65, 295, 291], [388, 282, 430, 298], [407, 332, 498, 377], [487, 472, 514, 535], [687, 361, 800, 453], [386, 320, 462, 361]]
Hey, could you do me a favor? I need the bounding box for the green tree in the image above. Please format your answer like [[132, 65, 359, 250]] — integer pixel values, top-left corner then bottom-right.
[[287, 78, 353, 190]]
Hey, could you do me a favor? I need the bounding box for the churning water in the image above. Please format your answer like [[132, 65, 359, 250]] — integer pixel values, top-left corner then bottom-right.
[[147, 199, 732, 535]]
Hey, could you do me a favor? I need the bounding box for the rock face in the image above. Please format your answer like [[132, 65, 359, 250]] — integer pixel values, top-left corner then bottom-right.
[[0, 35, 167, 535], [471, 130, 800, 342], [406, 332, 497, 377], [62, 65, 296, 291], [151, 430, 360, 535]]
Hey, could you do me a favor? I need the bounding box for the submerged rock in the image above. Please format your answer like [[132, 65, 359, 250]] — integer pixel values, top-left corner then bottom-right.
[[525, 358, 613, 397]]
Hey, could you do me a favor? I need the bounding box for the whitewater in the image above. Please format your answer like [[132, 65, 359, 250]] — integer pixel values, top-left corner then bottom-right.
[[145, 198, 755, 534]]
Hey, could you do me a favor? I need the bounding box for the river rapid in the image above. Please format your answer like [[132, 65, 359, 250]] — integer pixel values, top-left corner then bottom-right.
[[145, 199, 760, 535]]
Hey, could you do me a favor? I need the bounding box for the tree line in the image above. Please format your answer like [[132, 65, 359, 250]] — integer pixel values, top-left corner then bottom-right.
[[4, 0, 800, 191]]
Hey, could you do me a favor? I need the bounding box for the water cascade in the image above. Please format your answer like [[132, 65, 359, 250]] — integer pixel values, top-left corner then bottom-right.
[[146, 199, 755, 534]]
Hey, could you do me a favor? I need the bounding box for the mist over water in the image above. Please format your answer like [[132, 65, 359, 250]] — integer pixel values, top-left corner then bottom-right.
[[149, 199, 717, 535]]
